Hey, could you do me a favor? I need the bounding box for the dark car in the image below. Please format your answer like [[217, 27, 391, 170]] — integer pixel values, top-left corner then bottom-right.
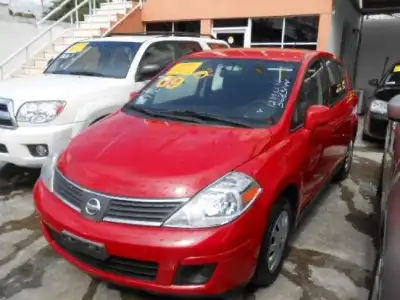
[[362, 63, 400, 141], [371, 94, 400, 299]]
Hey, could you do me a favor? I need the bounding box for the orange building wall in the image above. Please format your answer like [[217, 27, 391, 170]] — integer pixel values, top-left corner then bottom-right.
[[142, 0, 332, 21], [109, 9, 144, 35], [112, 0, 334, 50]]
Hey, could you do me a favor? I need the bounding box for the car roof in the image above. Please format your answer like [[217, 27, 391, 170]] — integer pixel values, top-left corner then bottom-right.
[[89, 35, 226, 44], [187, 48, 334, 62]]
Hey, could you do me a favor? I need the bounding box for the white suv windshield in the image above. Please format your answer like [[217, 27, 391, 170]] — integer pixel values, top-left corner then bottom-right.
[[45, 41, 142, 78]]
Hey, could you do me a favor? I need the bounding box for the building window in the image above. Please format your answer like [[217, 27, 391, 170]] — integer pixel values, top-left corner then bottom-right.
[[250, 16, 319, 49], [284, 16, 319, 43], [251, 18, 283, 43], [174, 21, 200, 33], [146, 22, 173, 32], [146, 21, 200, 34], [213, 19, 248, 27]]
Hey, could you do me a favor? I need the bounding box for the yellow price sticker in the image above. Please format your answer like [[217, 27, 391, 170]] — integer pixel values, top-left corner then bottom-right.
[[167, 62, 203, 75], [156, 76, 185, 89], [394, 65, 400, 72], [67, 42, 89, 54]]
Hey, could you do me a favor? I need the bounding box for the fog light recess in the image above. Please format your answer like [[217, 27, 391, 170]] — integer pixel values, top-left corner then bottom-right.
[[27, 144, 49, 157], [174, 263, 217, 285]]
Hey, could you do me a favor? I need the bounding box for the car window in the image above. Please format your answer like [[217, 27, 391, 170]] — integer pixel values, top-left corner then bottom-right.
[[45, 41, 141, 78], [384, 66, 400, 86], [208, 43, 229, 49], [175, 41, 202, 57], [292, 60, 328, 128], [137, 41, 176, 74], [325, 59, 347, 105], [127, 58, 300, 128]]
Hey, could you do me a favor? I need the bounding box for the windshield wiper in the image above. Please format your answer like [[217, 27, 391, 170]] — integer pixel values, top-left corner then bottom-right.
[[55, 70, 106, 77], [164, 110, 253, 128], [127, 106, 205, 123]]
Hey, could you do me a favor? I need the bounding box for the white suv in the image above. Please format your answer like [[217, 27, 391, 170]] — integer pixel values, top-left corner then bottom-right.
[[0, 33, 229, 167]]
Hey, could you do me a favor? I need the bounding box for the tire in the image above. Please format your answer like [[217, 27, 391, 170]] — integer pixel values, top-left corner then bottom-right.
[[251, 198, 292, 287], [332, 139, 354, 183]]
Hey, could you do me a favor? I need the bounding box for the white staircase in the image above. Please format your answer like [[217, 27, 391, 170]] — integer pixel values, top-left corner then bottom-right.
[[0, 0, 142, 80]]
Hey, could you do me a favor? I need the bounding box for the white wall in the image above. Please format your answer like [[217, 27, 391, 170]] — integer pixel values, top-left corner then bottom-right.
[[355, 18, 400, 97], [328, 0, 362, 82]]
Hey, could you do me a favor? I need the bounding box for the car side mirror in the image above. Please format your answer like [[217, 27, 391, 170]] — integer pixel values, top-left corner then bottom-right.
[[137, 64, 162, 82], [368, 78, 379, 87], [47, 58, 54, 67], [305, 105, 331, 130], [388, 95, 400, 121]]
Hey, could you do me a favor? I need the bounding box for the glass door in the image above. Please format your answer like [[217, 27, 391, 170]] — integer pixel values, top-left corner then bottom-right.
[[212, 28, 250, 48]]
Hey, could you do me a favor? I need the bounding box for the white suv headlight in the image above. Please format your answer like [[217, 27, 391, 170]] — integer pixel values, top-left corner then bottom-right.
[[163, 172, 262, 228], [370, 100, 387, 115], [17, 101, 66, 123]]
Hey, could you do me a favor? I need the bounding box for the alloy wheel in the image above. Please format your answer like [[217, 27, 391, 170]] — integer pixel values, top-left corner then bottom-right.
[[267, 210, 290, 273]]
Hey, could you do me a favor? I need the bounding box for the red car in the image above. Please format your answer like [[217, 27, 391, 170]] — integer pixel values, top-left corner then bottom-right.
[[34, 48, 358, 297]]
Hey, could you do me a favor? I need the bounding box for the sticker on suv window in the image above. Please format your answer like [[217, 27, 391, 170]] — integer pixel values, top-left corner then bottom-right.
[[66, 42, 89, 53], [167, 62, 203, 75]]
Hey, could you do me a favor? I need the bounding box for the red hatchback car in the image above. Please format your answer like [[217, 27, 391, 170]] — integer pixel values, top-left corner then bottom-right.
[[34, 48, 358, 297]]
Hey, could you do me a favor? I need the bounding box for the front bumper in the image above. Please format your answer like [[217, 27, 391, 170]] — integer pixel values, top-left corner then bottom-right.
[[33, 180, 263, 296], [363, 110, 388, 140], [0, 123, 78, 167]]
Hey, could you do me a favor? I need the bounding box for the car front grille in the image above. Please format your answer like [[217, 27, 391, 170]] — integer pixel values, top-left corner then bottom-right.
[[53, 169, 187, 226], [369, 118, 388, 138], [48, 227, 159, 281], [0, 100, 15, 128]]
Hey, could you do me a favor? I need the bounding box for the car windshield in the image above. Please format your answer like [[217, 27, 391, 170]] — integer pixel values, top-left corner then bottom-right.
[[124, 58, 300, 128], [45, 41, 141, 79], [384, 71, 400, 87]]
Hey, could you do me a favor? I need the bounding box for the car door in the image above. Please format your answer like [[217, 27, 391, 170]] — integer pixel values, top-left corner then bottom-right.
[[291, 59, 333, 207], [324, 59, 353, 173]]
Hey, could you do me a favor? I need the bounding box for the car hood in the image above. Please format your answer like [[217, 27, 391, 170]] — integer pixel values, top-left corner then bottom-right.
[[58, 113, 272, 199], [0, 74, 123, 109], [375, 86, 400, 101]]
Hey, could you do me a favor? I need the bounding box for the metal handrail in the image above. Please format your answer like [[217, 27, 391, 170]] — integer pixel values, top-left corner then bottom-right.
[[0, 0, 140, 80], [37, 0, 74, 26], [0, 0, 92, 80], [102, 1, 140, 37]]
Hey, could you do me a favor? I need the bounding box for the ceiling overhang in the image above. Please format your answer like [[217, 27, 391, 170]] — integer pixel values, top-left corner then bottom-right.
[[361, 0, 400, 14]]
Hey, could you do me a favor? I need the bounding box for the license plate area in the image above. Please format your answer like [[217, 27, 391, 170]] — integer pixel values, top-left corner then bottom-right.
[[60, 230, 109, 261]]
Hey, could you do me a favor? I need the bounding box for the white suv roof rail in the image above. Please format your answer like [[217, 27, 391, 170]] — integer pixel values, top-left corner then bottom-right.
[[107, 31, 216, 39]]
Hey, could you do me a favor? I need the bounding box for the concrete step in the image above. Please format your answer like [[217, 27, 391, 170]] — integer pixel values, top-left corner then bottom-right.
[[95, 7, 129, 15], [83, 13, 121, 23], [78, 20, 111, 29], [62, 36, 90, 45], [22, 66, 44, 75], [100, 1, 132, 10], [63, 27, 102, 38], [26, 57, 50, 68]]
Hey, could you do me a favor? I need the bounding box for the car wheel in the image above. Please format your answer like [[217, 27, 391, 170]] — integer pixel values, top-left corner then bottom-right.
[[332, 139, 354, 183], [250, 198, 292, 287]]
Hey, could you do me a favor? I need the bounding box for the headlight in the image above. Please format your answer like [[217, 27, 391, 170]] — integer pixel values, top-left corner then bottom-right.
[[163, 172, 262, 228], [40, 143, 67, 191], [17, 101, 66, 123], [370, 100, 388, 114]]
